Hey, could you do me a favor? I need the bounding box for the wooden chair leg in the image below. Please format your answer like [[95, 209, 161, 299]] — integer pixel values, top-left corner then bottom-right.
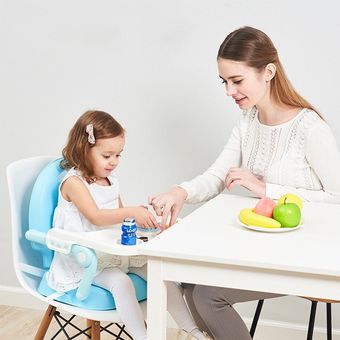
[[86, 319, 92, 337], [250, 299, 264, 338], [91, 320, 100, 340], [307, 301, 318, 340], [87, 319, 100, 340], [34, 305, 56, 340]]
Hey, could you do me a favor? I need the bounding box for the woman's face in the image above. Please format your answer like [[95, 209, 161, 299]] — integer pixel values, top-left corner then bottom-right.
[[217, 58, 271, 110]]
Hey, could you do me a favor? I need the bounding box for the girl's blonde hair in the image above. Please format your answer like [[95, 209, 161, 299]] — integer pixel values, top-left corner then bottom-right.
[[61, 110, 125, 181], [218, 26, 321, 117]]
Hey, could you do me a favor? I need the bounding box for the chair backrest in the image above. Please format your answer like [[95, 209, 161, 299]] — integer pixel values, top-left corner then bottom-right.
[[7, 156, 61, 292], [28, 158, 63, 268]]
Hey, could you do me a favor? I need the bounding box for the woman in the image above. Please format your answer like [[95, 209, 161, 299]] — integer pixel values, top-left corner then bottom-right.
[[149, 26, 340, 339]]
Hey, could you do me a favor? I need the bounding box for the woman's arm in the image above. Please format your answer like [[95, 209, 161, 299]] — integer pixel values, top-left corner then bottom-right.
[[62, 177, 157, 227], [150, 120, 243, 225], [266, 122, 340, 204]]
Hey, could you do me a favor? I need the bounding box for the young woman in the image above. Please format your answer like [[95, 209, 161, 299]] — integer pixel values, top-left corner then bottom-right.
[[149, 26, 340, 339]]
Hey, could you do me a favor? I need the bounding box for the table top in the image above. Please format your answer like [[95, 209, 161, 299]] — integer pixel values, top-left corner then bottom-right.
[[141, 194, 340, 277]]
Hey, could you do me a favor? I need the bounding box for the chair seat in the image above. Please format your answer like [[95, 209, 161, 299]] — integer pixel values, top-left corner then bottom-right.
[[38, 272, 147, 311]]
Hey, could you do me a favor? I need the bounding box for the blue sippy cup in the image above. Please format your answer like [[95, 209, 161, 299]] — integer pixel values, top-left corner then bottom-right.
[[121, 218, 137, 245]]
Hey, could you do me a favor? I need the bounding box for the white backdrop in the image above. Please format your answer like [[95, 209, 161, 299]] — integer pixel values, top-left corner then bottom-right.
[[1, 0, 340, 332]]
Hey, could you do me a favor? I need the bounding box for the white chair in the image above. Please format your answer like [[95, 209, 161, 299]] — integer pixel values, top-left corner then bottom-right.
[[251, 297, 337, 340], [7, 156, 147, 339]]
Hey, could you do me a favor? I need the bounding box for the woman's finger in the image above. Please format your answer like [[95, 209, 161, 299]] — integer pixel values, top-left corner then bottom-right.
[[226, 173, 237, 188], [228, 179, 242, 190], [150, 197, 165, 216], [150, 195, 163, 206], [169, 206, 180, 226], [153, 204, 163, 216], [148, 195, 156, 205], [161, 202, 173, 227]]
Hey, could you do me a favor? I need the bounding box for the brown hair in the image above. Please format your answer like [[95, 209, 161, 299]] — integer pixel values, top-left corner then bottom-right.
[[218, 26, 321, 116], [61, 110, 125, 181]]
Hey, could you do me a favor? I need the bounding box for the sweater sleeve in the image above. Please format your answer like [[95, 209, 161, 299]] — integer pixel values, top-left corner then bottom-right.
[[266, 121, 340, 204], [178, 122, 242, 204]]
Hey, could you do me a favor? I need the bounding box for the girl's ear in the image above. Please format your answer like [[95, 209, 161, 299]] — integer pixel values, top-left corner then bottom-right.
[[265, 63, 276, 82]]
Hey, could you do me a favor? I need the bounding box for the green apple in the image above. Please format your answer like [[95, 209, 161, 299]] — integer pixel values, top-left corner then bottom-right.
[[278, 193, 303, 209], [273, 199, 301, 228]]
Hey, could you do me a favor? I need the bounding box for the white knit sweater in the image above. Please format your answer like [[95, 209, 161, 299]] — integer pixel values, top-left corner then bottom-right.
[[179, 107, 340, 204]]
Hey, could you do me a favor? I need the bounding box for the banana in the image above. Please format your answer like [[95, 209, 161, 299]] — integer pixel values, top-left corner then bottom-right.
[[239, 208, 281, 228]]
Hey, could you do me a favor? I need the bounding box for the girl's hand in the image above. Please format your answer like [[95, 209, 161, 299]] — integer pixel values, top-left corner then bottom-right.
[[131, 206, 158, 228], [148, 187, 187, 227], [225, 167, 266, 197]]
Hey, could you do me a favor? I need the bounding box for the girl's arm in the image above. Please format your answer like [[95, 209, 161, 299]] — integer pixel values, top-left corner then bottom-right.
[[266, 122, 340, 204], [62, 177, 157, 227]]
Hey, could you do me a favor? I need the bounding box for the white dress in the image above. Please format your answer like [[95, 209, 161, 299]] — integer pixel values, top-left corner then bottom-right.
[[46, 167, 146, 292], [179, 107, 340, 204]]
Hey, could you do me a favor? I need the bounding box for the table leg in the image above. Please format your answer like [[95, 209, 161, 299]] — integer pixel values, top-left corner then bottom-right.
[[147, 258, 167, 340]]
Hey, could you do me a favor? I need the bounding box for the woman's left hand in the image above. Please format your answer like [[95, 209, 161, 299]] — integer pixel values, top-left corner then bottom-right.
[[225, 167, 266, 197]]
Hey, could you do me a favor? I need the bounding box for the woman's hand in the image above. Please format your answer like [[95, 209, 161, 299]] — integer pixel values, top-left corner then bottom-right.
[[131, 206, 158, 228], [225, 167, 266, 197], [148, 187, 188, 227]]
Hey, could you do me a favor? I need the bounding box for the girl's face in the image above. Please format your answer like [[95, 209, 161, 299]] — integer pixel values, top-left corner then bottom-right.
[[88, 135, 125, 179], [217, 58, 272, 109]]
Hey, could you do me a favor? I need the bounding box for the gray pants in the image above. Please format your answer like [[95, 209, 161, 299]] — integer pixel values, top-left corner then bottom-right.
[[183, 284, 282, 340]]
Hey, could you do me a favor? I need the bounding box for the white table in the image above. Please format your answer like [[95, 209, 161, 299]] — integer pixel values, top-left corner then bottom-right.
[[141, 194, 340, 340]]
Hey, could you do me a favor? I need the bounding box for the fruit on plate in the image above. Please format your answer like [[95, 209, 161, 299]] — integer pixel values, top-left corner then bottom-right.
[[239, 208, 281, 228], [278, 193, 302, 209], [254, 197, 277, 217], [273, 198, 301, 228]]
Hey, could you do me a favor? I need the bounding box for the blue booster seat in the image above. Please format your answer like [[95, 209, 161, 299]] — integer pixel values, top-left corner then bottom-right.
[[26, 158, 147, 310]]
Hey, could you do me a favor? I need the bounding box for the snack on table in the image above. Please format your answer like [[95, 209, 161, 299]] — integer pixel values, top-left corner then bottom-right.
[[239, 208, 281, 228], [238, 193, 302, 229]]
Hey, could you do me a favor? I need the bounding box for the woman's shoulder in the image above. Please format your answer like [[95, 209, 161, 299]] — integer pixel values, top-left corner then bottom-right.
[[299, 109, 330, 132], [297, 109, 338, 144]]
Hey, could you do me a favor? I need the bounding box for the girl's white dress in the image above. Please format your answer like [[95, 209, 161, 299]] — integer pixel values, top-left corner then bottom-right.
[[46, 167, 146, 292]]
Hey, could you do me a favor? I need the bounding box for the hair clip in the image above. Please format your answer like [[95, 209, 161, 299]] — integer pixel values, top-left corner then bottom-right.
[[86, 124, 95, 145]]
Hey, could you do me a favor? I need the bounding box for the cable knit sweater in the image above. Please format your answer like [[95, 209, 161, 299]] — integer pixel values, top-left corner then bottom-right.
[[179, 107, 340, 204]]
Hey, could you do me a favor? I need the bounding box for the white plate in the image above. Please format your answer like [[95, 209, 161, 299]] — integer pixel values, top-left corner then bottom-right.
[[237, 218, 303, 233], [137, 226, 162, 237]]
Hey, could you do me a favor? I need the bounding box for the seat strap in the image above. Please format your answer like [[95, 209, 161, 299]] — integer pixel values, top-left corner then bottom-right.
[[18, 263, 45, 277]]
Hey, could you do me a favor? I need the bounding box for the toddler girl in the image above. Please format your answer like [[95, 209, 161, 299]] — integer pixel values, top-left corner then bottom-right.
[[47, 110, 210, 340]]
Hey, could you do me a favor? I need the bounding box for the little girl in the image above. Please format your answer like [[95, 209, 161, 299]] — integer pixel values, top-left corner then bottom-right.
[[47, 110, 210, 340]]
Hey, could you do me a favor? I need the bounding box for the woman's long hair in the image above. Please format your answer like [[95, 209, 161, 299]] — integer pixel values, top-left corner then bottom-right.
[[218, 26, 321, 116]]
